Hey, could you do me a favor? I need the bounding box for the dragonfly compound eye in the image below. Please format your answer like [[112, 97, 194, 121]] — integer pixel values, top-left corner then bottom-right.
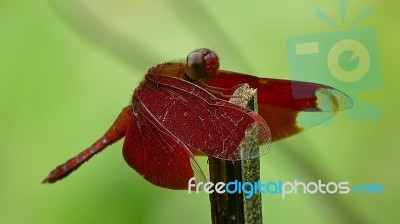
[[187, 51, 204, 70]]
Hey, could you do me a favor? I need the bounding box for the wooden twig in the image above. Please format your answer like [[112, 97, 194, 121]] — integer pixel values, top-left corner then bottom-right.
[[209, 84, 262, 224]]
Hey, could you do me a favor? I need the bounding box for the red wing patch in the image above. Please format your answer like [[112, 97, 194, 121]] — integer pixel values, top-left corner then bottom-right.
[[134, 74, 271, 161], [207, 71, 352, 141], [123, 100, 206, 190]]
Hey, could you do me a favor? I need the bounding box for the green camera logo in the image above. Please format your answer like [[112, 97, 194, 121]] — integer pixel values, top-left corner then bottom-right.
[[287, 1, 381, 123]]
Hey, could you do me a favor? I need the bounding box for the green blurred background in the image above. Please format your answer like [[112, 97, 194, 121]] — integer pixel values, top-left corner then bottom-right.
[[1, 0, 399, 223]]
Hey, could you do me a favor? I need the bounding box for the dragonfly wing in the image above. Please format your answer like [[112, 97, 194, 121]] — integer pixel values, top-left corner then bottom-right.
[[207, 71, 352, 141], [135, 74, 271, 161], [123, 101, 206, 190]]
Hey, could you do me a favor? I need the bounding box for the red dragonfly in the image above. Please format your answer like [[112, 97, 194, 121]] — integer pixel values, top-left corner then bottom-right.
[[43, 48, 352, 189]]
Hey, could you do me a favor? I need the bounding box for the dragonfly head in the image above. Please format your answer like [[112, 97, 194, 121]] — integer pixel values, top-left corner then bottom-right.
[[186, 48, 219, 82]]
